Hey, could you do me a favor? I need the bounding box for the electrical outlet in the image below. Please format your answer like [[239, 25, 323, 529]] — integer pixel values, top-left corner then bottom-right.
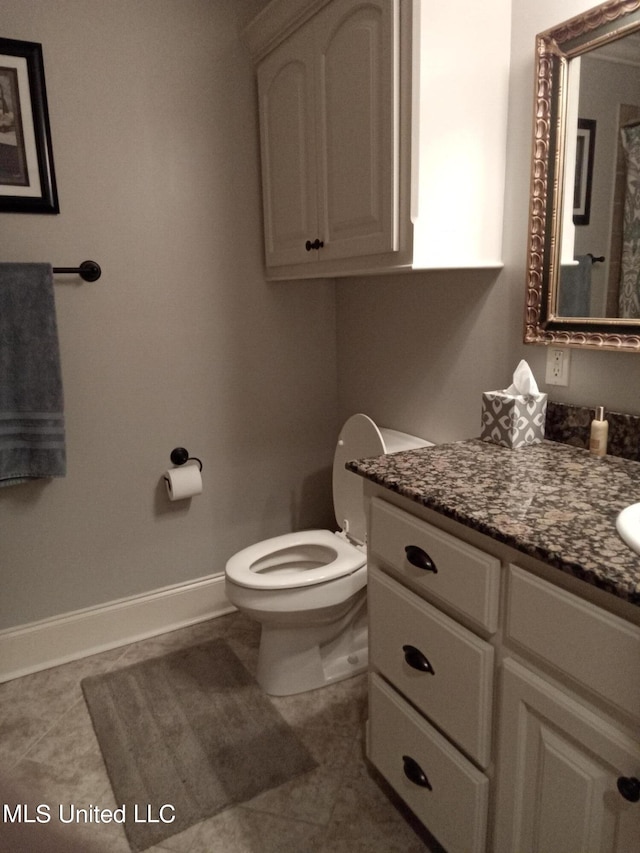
[[545, 347, 571, 386]]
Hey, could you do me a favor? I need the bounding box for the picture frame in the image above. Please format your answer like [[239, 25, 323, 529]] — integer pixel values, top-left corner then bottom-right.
[[573, 118, 596, 226], [0, 37, 59, 213]]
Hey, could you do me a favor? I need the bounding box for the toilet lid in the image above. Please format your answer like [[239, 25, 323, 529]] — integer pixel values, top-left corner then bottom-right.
[[333, 414, 386, 545]]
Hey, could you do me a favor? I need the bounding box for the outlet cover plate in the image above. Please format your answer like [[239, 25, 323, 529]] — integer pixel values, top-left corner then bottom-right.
[[545, 347, 570, 386]]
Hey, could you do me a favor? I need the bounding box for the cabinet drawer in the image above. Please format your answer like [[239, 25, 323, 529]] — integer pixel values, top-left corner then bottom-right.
[[507, 565, 640, 723], [369, 566, 494, 767], [369, 498, 500, 631], [368, 672, 489, 853]]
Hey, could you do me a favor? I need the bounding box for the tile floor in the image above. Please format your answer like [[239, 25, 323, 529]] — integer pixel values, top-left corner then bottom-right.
[[0, 611, 439, 852]]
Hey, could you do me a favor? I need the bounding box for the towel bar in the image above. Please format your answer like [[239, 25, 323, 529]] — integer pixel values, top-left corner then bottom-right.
[[53, 260, 101, 282]]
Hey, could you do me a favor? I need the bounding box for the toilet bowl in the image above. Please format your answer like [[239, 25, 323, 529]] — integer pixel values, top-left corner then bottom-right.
[[225, 414, 432, 695]]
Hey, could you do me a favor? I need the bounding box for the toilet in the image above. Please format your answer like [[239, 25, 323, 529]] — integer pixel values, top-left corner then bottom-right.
[[225, 414, 432, 695]]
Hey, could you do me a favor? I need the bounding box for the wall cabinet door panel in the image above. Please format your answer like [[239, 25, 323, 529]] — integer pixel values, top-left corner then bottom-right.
[[258, 24, 318, 268], [257, 0, 397, 269], [314, 0, 398, 261]]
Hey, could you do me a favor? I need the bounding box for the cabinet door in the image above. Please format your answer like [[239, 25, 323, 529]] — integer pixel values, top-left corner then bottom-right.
[[257, 23, 318, 268], [314, 0, 399, 260], [494, 658, 640, 853]]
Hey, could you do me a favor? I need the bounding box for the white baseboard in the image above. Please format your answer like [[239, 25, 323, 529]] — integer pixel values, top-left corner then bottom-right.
[[0, 573, 235, 683]]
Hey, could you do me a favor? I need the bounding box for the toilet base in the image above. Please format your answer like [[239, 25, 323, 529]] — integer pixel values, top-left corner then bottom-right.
[[256, 593, 368, 696]]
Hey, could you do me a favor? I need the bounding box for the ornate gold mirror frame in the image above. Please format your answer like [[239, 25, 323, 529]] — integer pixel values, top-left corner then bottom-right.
[[524, 0, 640, 351]]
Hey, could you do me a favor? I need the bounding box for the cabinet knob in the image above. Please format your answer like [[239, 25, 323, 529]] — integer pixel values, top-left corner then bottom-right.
[[403, 644, 435, 675], [404, 545, 437, 573], [305, 238, 324, 251], [402, 755, 432, 790], [617, 776, 640, 802]]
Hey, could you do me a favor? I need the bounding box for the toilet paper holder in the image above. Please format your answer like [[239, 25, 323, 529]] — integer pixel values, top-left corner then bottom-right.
[[169, 447, 203, 471]]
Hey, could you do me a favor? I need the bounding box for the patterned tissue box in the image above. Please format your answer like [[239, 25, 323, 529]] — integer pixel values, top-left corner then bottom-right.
[[481, 391, 547, 449]]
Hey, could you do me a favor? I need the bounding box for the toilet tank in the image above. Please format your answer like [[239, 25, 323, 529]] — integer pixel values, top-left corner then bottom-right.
[[333, 414, 433, 545], [378, 426, 433, 454]]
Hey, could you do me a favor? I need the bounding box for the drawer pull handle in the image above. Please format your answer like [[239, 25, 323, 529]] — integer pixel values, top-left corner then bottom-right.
[[402, 755, 432, 790], [305, 238, 324, 251], [617, 776, 640, 802], [403, 644, 435, 675], [405, 545, 437, 573]]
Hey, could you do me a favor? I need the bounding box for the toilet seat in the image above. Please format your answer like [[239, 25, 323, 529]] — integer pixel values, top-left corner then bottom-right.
[[225, 415, 432, 596], [225, 529, 365, 590]]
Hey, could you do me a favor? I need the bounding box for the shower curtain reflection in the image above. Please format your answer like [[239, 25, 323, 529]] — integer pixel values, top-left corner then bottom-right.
[[619, 122, 640, 318]]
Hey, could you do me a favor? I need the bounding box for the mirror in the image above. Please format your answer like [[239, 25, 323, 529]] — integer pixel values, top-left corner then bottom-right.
[[524, 0, 640, 351]]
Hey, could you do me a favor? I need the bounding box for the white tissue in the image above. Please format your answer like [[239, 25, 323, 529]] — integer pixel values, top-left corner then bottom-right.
[[503, 359, 540, 397]]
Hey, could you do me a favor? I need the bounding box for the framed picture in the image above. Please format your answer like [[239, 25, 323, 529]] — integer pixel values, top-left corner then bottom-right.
[[573, 118, 596, 226], [0, 37, 58, 213]]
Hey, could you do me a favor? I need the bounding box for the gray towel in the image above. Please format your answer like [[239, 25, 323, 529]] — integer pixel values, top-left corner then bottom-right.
[[558, 255, 592, 317], [0, 263, 66, 485]]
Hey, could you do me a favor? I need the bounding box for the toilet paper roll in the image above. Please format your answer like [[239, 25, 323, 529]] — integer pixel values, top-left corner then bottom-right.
[[164, 463, 203, 501]]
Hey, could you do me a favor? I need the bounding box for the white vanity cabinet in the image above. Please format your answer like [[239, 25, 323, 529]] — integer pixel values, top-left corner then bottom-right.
[[363, 490, 640, 853], [243, 0, 510, 279]]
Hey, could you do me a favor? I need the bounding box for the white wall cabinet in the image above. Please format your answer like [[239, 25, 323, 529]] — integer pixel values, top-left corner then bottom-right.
[[244, 0, 510, 279], [257, 0, 398, 270], [362, 490, 640, 853]]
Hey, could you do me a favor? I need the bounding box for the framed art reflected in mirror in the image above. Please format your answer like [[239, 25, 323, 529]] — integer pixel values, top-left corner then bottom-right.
[[573, 117, 596, 226]]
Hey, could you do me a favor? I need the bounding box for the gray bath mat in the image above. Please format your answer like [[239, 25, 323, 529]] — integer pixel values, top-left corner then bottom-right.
[[81, 638, 317, 851]]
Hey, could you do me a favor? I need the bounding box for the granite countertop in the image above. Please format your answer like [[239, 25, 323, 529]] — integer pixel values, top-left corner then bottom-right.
[[347, 439, 640, 607]]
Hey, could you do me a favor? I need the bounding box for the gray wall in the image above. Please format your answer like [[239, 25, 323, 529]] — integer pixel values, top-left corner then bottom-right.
[[0, 0, 338, 631], [337, 0, 640, 442], [3, 0, 640, 635]]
